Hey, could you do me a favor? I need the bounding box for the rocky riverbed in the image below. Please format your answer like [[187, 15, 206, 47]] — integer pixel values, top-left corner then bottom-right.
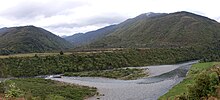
[[51, 61, 198, 100]]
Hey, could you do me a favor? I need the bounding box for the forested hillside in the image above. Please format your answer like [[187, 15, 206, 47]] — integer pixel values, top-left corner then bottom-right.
[[0, 26, 72, 55], [86, 11, 220, 48]]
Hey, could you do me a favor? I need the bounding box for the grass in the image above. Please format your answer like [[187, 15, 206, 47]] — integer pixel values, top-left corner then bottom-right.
[[0, 48, 129, 59], [64, 68, 149, 80], [0, 52, 72, 58], [188, 62, 217, 76], [0, 78, 97, 100], [159, 62, 220, 100]]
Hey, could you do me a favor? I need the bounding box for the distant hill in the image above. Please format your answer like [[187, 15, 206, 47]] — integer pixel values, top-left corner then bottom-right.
[[81, 11, 220, 48], [0, 25, 72, 54], [64, 25, 118, 47]]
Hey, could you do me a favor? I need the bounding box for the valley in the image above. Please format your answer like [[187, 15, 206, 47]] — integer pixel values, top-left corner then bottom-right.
[[1, 11, 220, 100]]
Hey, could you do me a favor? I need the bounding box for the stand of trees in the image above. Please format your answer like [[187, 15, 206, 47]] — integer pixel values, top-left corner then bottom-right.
[[0, 48, 201, 77]]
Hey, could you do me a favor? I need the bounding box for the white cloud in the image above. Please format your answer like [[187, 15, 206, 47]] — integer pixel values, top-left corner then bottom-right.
[[0, 0, 220, 36]]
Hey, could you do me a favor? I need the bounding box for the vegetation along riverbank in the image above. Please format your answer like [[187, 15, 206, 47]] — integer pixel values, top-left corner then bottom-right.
[[160, 62, 220, 100], [0, 48, 201, 77], [0, 78, 97, 100], [64, 68, 148, 80]]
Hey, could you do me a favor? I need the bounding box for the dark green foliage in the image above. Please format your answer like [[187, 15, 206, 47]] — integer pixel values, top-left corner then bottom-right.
[[0, 26, 72, 55], [0, 48, 199, 77], [177, 94, 188, 100], [186, 72, 219, 99], [200, 40, 220, 62], [188, 72, 211, 99], [60, 51, 64, 55], [0, 82, 4, 93], [209, 73, 219, 95], [1, 78, 97, 100]]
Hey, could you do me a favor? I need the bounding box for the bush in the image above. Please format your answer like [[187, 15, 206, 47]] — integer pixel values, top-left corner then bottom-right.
[[45, 94, 65, 100], [176, 93, 188, 100], [209, 72, 219, 95], [5, 82, 24, 98], [60, 51, 64, 55], [0, 82, 4, 93], [188, 71, 219, 99]]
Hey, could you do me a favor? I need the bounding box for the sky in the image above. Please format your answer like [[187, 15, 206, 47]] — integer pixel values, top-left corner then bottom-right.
[[0, 0, 220, 36]]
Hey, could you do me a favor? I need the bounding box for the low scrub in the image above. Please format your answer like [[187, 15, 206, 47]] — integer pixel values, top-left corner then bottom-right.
[[0, 78, 97, 100], [64, 68, 149, 80]]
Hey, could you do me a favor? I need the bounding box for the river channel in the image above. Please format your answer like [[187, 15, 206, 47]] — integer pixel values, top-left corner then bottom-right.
[[51, 61, 198, 100]]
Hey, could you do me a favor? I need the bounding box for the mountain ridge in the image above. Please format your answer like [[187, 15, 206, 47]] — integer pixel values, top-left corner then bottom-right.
[[85, 11, 220, 48], [64, 25, 118, 46], [64, 12, 167, 47]]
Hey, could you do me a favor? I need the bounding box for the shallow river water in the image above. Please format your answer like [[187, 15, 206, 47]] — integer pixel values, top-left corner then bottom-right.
[[51, 61, 198, 100]]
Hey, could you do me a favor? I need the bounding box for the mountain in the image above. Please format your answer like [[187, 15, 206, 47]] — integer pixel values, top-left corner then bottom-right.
[[84, 11, 220, 48], [64, 25, 118, 46], [0, 25, 72, 54], [61, 35, 68, 38]]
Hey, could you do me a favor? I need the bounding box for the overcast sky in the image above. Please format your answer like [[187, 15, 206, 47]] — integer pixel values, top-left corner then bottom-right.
[[0, 0, 220, 36]]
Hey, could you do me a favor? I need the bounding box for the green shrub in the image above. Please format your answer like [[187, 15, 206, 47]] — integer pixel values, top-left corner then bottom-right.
[[177, 93, 188, 100], [209, 72, 219, 95], [188, 71, 219, 99], [0, 82, 4, 93], [45, 94, 65, 100], [5, 82, 24, 98]]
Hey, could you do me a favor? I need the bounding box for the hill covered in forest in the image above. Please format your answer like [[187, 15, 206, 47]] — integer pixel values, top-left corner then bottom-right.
[[67, 11, 220, 48], [0, 25, 72, 55]]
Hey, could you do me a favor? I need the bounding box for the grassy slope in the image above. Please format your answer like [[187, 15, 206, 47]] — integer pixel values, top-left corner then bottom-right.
[[159, 62, 219, 100], [0, 78, 97, 100], [64, 68, 149, 80]]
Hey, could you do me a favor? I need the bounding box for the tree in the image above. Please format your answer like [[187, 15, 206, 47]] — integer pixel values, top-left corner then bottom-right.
[[60, 51, 64, 55]]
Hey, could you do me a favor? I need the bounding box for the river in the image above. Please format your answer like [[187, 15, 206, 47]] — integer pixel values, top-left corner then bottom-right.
[[50, 61, 198, 100]]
